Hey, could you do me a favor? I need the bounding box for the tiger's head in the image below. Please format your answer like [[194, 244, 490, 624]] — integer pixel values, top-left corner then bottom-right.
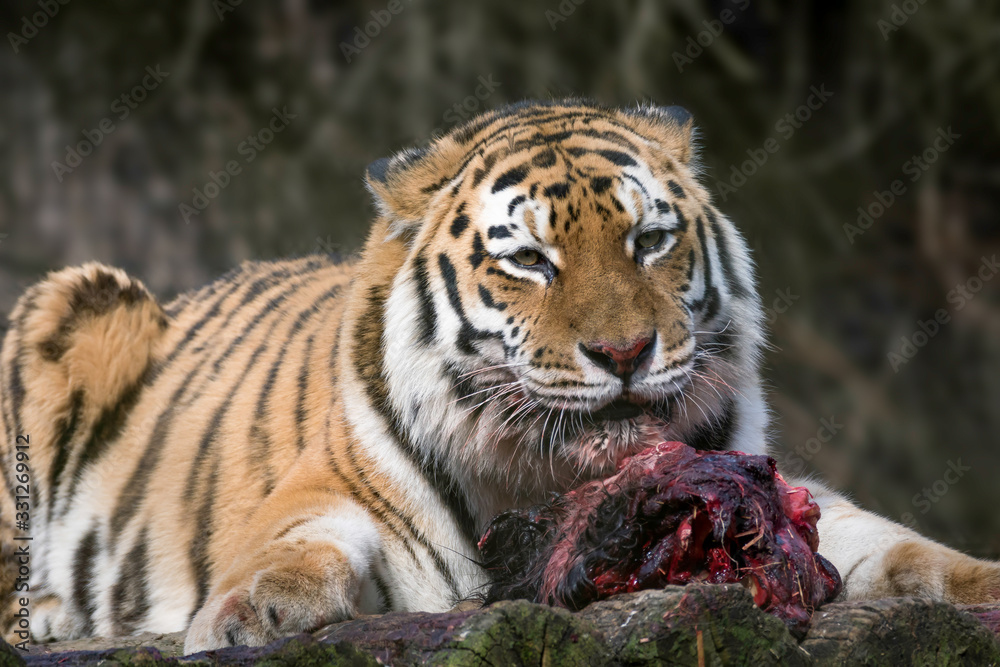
[[358, 99, 766, 514]]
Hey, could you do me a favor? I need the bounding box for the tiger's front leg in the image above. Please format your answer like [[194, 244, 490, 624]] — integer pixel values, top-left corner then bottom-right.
[[802, 479, 1000, 604], [184, 493, 383, 653]]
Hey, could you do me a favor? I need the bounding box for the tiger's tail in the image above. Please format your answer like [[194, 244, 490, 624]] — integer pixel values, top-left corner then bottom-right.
[[0, 263, 168, 642]]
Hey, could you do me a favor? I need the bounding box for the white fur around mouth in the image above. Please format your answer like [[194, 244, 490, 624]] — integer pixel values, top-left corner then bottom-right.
[[561, 414, 671, 473]]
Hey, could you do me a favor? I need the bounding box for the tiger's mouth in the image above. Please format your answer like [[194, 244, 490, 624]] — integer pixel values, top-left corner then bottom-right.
[[538, 395, 674, 474], [574, 392, 673, 427], [586, 398, 646, 422]]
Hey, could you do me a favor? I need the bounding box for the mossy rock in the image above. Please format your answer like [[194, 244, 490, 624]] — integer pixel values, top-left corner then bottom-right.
[[579, 585, 810, 666], [317, 599, 611, 666], [800, 597, 1000, 666], [427, 600, 611, 666]]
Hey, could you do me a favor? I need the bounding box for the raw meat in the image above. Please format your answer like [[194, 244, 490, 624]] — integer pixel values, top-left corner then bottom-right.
[[478, 441, 842, 633]]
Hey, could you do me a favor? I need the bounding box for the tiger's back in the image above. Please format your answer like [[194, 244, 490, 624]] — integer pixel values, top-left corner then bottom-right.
[[0, 255, 363, 639]]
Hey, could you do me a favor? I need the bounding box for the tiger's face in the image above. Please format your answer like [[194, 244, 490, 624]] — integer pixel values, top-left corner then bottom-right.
[[368, 100, 763, 503]]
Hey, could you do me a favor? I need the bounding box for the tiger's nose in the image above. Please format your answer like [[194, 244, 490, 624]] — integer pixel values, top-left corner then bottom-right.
[[579, 334, 656, 382]]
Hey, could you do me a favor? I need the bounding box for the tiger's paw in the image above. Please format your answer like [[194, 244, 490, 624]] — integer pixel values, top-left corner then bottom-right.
[[873, 540, 1000, 605], [184, 542, 362, 652]]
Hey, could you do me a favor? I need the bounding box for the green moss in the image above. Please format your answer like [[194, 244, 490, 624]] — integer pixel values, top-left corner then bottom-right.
[[0, 638, 25, 667], [251, 637, 379, 667], [590, 586, 809, 667], [430, 600, 612, 667]]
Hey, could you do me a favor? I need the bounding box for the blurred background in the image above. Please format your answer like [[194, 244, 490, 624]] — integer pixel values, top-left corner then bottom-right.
[[0, 0, 998, 556]]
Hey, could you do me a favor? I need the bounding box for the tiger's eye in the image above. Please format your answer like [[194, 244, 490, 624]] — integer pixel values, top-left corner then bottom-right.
[[513, 249, 542, 266], [636, 230, 666, 249]]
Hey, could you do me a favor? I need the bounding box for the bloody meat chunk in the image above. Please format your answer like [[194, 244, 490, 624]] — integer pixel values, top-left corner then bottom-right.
[[478, 441, 842, 633]]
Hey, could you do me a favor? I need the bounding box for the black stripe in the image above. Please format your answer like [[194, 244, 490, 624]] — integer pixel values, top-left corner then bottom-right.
[[189, 455, 219, 615], [591, 176, 613, 194], [487, 226, 511, 240], [491, 165, 530, 193], [59, 369, 150, 519], [183, 311, 288, 504], [7, 294, 37, 449], [621, 173, 649, 200], [294, 333, 316, 452], [248, 423, 276, 497], [438, 254, 494, 356], [692, 216, 721, 323], [372, 570, 393, 612], [468, 232, 487, 270], [47, 390, 84, 519], [507, 195, 526, 216], [682, 248, 696, 292], [531, 148, 557, 168], [207, 274, 318, 375], [145, 274, 249, 384], [485, 266, 532, 284], [412, 252, 438, 346], [575, 127, 643, 153], [249, 285, 345, 481], [325, 442, 418, 563], [0, 365, 12, 499], [542, 183, 570, 199], [72, 524, 100, 635], [356, 286, 479, 546], [272, 516, 314, 541], [449, 204, 470, 238], [667, 180, 687, 199], [477, 285, 507, 311], [110, 369, 195, 542], [670, 202, 689, 233], [707, 209, 750, 298], [684, 399, 737, 452], [111, 527, 151, 634], [595, 149, 638, 167]]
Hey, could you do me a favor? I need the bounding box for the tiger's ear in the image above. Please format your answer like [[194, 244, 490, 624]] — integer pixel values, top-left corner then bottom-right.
[[365, 138, 464, 232], [623, 104, 696, 164]]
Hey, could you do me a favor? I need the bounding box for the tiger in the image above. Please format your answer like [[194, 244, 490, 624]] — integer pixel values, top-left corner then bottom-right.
[[2, 99, 999, 653]]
